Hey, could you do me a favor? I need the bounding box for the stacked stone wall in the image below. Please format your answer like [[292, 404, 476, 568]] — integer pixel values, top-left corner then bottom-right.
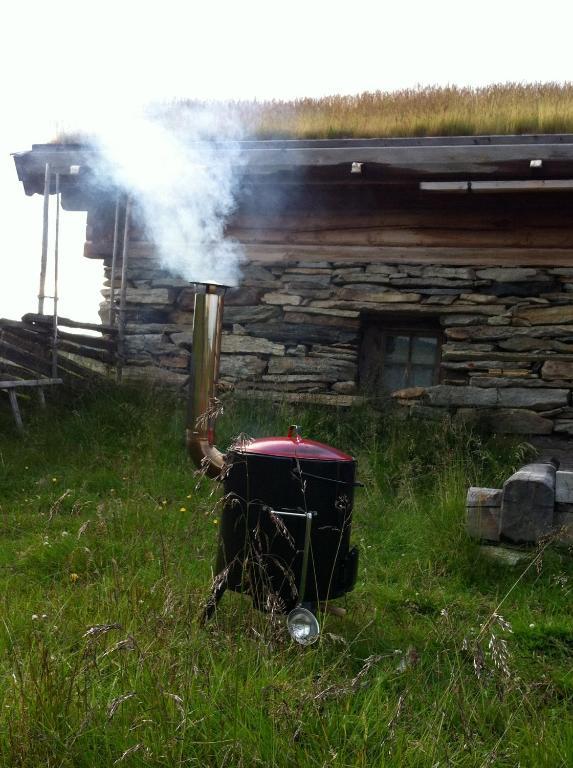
[[100, 248, 573, 433]]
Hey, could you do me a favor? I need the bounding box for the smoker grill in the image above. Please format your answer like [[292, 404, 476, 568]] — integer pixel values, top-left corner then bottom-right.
[[218, 426, 359, 612], [186, 283, 359, 637]]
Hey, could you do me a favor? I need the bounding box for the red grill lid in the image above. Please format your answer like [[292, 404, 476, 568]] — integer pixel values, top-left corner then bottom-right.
[[237, 425, 353, 462]]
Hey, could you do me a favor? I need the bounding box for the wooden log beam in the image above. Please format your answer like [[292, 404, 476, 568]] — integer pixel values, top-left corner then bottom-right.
[[22, 313, 118, 335], [0, 378, 62, 389], [84, 241, 573, 267], [55, 339, 115, 364], [0, 340, 51, 377]]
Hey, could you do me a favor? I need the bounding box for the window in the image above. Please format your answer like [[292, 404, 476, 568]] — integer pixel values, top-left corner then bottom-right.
[[359, 317, 441, 394]]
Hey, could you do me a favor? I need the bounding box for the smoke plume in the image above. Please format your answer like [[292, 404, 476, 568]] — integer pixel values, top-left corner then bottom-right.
[[93, 103, 245, 286]]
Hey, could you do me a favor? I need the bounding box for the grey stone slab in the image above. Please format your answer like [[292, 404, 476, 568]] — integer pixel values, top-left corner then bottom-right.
[[556, 470, 573, 503], [501, 462, 557, 543]]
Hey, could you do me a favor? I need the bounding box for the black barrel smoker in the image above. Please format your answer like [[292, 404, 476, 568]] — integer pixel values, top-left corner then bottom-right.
[[187, 283, 359, 642]]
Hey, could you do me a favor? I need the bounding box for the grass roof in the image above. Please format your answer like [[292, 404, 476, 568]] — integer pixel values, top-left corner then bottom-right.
[[55, 84, 573, 143], [179, 83, 573, 139]]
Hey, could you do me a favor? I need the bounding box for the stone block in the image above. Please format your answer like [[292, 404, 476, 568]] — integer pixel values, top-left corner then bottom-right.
[[221, 334, 285, 356], [125, 287, 172, 306], [541, 360, 573, 380], [332, 381, 357, 394], [391, 387, 426, 400], [219, 355, 267, 380], [247, 322, 357, 346], [422, 266, 475, 280], [496, 388, 569, 411], [225, 287, 262, 306], [501, 461, 557, 543], [513, 305, 573, 325], [456, 408, 554, 435], [556, 471, 573, 503], [242, 264, 280, 288], [261, 292, 302, 306], [425, 385, 496, 407], [554, 420, 573, 435], [223, 305, 281, 324], [440, 315, 491, 327], [338, 288, 421, 303], [476, 267, 539, 282], [555, 511, 573, 546], [169, 332, 193, 347], [267, 356, 356, 380], [483, 281, 557, 297], [466, 487, 502, 541]]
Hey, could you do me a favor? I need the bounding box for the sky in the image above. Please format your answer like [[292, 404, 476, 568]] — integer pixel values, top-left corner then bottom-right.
[[2, 0, 573, 323]]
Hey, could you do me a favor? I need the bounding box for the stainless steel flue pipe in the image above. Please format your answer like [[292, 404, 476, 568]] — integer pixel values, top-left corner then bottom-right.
[[187, 283, 227, 477]]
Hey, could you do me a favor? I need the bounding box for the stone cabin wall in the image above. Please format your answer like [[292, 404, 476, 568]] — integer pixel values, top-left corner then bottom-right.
[[85, 188, 573, 435]]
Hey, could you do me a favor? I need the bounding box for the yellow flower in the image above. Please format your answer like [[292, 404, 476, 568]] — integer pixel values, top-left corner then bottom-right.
[[179, 507, 187, 513], [70, 573, 79, 583], [186, 494, 192, 499], [213, 519, 219, 525], [52, 477, 58, 483]]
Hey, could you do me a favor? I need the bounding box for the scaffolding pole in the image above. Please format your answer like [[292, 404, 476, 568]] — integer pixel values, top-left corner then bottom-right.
[[38, 163, 51, 315], [51, 174, 60, 379], [116, 196, 131, 383], [108, 193, 121, 326]]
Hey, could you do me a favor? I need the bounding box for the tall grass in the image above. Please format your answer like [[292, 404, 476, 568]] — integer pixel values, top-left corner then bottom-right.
[[175, 83, 573, 139], [0, 385, 572, 766], [57, 83, 573, 143]]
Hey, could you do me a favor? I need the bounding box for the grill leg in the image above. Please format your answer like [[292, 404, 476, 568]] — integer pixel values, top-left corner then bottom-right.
[[200, 579, 227, 625]]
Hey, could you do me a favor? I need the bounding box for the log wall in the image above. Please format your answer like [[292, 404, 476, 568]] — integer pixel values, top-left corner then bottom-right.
[[86, 187, 573, 433]]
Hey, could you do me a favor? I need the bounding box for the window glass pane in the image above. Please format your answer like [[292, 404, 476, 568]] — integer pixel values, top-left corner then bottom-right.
[[382, 364, 408, 391], [384, 335, 409, 363], [411, 336, 438, 365], [411, 365, 435, 387]]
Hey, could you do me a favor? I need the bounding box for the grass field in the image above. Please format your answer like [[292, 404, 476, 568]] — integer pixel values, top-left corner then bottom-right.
[[0, 385, 572, 767]]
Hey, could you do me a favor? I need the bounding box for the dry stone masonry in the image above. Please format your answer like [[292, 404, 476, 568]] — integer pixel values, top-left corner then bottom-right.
[[100, 249, 573, 435]]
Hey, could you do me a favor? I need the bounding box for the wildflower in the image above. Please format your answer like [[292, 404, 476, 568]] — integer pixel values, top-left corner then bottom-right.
[[213, 519, 219, 524], [186, 494, 192, 499], [52, 477, 58, 483], [70, 573, 79, 583], [61, 531, 70, 538], [529, 623, 535, 628], [179, 507, 187, 513], [31, 614, 39, 621]]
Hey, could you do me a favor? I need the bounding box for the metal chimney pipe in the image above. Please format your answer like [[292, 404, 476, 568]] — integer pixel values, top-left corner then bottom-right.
[[187, 283, 227, 477]]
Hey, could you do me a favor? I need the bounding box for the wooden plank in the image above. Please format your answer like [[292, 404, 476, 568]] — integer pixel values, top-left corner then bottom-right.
[[238, 244, 573, 267], [7, 390, 23, 432], [421, 180, 573, 193], [0, 378, 62, 389], [55, 353, 106, 380], [56, 339, 115, 364], [228, 226, 573, 248], [1, 328, 50, 358], [50, 329, 115, 351], [22, 313, 118, 335], [84, 240, 573, 266], [0, 340, 51, 377]]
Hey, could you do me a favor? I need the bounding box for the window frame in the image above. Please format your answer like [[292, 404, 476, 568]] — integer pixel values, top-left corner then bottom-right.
[[359, 314, 443, 394]]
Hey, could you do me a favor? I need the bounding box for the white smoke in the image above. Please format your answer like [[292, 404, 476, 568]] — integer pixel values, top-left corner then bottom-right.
[[92, 103, 245, 286]]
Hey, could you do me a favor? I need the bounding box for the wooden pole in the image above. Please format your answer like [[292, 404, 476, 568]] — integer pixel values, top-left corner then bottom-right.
[[108, 194, 121, 326], [52, 173, 60, 379], [38, 163, 51, 315], [116, 196, 131, 383]]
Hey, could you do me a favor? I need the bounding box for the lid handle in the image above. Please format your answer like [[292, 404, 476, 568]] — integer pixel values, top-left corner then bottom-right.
[[288, 424, 302, 443]]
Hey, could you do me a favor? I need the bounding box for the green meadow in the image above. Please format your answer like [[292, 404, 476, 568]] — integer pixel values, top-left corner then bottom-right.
[[0, 385, 572, 767]]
